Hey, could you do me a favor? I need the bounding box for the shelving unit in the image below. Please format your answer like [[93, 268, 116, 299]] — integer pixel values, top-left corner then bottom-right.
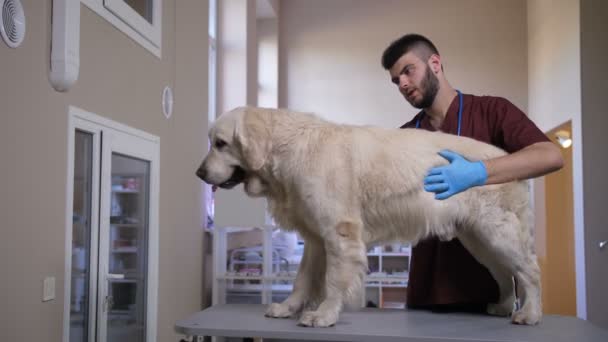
[[212, 226, 294, 306], [108, 173, 147, 326], [212, 226, 411, 309], [365, 244, 410, 309]]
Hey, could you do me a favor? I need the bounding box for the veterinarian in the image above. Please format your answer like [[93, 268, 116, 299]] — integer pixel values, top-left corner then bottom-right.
[[381, 34, 564, 313]]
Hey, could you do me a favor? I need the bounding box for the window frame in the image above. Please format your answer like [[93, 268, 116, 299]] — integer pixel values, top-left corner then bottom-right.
[[205, 0, 217, 231], [81, 0, 162, 58]]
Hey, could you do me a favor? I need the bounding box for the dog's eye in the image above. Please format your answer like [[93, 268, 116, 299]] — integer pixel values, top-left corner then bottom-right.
[[214, 139, 227, 149]]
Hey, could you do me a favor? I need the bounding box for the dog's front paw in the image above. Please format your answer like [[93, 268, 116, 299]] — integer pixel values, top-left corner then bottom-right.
[[297, 310, 338, 327], [265, 302, 295, 318]]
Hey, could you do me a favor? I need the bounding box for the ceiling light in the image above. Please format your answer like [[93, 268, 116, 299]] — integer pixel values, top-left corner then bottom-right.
[[555, 130, 572, 149]]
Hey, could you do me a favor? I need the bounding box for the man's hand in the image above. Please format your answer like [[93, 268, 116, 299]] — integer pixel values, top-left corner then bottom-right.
[[424, 150, 488, 200]]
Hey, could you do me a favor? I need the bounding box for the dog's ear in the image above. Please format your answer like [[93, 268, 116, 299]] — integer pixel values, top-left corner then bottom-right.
[[235, 107, 272, 171]]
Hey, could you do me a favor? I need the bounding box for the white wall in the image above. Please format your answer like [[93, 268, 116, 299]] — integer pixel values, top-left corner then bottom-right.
[[527, 0, 585, 319], [247, 0, 259, 106], [527, 0, 581, 132], [279, 0, 528, 128], [218, 0, 257, 113], [258, 18, 279, 108]]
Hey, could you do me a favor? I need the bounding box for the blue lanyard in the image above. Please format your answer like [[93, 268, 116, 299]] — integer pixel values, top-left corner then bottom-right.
[[415, 90, 463, 136]]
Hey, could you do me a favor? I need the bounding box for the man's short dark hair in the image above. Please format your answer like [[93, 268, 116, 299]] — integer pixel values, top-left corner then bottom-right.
[[381, 34, 440, 70]]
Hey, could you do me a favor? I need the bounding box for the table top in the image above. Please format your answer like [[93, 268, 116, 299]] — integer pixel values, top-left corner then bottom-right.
[[174, 304, 608, 341]]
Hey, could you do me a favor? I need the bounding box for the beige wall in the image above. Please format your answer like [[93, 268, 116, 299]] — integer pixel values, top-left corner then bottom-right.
[[279, 0, 528, 127], [217, 0, 259, 114], [0, 1, 208, 341]]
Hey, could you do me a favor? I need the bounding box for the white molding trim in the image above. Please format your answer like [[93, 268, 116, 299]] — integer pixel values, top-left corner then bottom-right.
[[63, 113, 73, 342], [104, 0, 161, 48], [81, 0, 162, 58], [572, 117, 587, 320], [69, 106, 160, 143], [64, 113, 102, 342], [64, 106, 160, 342]]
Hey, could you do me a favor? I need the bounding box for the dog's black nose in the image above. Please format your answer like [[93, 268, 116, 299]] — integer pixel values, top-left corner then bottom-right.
[[196, 168, 206, 181]]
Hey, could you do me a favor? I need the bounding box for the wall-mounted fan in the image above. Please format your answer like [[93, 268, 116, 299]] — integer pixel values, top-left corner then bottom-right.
[[0, 0, 25, 48]]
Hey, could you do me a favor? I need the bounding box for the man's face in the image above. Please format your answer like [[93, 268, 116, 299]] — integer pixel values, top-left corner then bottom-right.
[[389, 52, 439, 109]]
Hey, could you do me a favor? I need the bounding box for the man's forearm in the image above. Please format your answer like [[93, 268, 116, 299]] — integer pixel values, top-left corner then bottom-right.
[[483, 141, 564, 185]]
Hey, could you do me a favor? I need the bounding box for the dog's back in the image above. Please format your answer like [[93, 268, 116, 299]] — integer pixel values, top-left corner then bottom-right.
[[268, 109, 527, 242], [333, 125, 526, 245]]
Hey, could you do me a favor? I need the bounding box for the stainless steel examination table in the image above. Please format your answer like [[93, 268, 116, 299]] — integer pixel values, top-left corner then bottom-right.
[[175, 304, 608, 342]]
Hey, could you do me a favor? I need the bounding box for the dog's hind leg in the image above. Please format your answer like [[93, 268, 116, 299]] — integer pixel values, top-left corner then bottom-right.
[[466, 210, 542, 325], [458, 232, 516, 317], [485, 263, 517, 317], [266, 237, 325, 318], [298, 221, 367, 327]]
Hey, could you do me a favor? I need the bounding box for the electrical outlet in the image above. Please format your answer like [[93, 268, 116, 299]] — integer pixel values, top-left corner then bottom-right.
[[43, 276, 55, 302]]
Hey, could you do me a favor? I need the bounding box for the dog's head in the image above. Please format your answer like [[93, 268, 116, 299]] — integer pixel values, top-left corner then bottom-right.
[[196, 106, 272, 193]]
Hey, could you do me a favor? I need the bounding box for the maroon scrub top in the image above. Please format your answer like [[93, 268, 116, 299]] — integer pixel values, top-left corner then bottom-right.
[[400, 93, 550, 309]]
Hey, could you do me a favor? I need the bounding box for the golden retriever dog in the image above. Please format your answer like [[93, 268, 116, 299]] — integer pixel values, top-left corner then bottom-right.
[[196, 106, 542, 327]]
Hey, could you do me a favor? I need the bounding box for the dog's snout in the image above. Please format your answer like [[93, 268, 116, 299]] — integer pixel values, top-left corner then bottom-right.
[[196, 167, 206, 181]]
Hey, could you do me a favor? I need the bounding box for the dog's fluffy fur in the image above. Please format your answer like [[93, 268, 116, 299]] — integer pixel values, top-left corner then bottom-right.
[[197, 106, 542, 327]]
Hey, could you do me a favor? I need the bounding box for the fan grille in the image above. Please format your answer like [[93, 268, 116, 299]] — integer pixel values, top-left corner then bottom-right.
[[3, 1, 17, 42], [1, 0, 24, 47]]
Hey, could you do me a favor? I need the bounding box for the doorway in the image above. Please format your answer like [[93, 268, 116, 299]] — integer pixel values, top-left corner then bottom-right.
[[539, 120, 576, 316]]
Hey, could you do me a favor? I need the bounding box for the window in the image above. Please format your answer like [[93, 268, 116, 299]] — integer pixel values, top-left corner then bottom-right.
[[209, 0, 217, 126], [205, 0, 217, 230], [82, 0, 162, 57]]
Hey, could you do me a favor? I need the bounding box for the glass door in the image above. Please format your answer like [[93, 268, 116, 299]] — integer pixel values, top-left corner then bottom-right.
[[66, 109, 159, 342], [105, 154, 149, 342], [69, 130, 100, 342], [97, 125, 159, 342]]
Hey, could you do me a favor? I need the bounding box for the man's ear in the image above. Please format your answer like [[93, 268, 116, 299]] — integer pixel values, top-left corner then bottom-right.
[[234, 107, 272, 171], [428, 54, 442, 74]]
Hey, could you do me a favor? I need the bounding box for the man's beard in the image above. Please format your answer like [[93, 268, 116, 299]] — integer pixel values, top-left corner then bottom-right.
[[410, 66, 439, 109]]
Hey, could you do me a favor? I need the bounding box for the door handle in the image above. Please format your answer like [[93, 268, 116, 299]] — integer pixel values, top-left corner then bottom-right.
[[104, 295, 114, 312], [600, 240, 607, 250], [107, 273, 125, 280]]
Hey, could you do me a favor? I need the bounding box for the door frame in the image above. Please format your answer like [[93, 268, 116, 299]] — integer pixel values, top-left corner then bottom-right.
[[64, 113, 102, 342], [64, 106, 160, 342]]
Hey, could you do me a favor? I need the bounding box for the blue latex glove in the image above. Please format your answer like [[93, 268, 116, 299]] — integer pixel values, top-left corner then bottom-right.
[[424, 150, 488, 200]]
